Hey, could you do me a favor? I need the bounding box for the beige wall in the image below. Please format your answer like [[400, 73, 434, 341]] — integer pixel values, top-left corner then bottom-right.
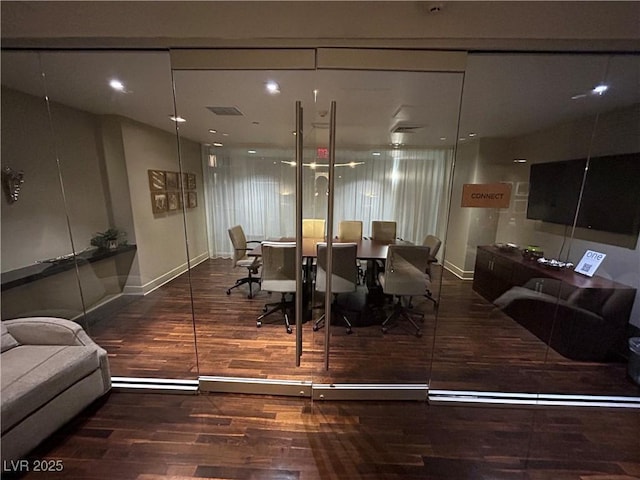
[[443, 141, 478, 278], [119, 119, 208, 294], [2, 2, 639, 51], [1, 87, 110, 271], [1, 87, 209, 318]]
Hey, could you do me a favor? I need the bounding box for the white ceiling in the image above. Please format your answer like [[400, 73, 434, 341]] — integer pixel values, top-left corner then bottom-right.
[[2, 50, 639, 154]]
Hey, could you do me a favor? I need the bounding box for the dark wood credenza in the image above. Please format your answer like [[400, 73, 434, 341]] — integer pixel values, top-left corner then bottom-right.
[[472, 245, 634, 302], [472, 245, 637, 361]]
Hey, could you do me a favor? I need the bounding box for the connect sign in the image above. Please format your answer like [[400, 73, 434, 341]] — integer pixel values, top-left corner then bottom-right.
[[461, 183, 512, 208]]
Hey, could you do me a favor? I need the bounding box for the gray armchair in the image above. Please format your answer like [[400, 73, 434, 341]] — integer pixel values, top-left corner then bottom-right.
[[378, 244, 431, 337], [256, 242, 297, 334], [313, 242, 359, 334]]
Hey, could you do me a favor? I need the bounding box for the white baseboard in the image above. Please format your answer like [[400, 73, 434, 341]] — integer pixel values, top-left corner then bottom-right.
[[124, 251, 210, 296], [443, 260, 474, 280]]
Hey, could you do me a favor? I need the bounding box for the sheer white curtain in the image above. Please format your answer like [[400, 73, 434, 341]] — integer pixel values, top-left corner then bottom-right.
[[204, 147, 453, 257]]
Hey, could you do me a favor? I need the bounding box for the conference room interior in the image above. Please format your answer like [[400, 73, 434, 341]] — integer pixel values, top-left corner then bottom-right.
[[1, 48, 639, 400]]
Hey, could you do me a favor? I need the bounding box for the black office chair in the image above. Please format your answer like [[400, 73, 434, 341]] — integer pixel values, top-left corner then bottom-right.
[[226, 225, 261, 299], [378, 244, 431, 337]]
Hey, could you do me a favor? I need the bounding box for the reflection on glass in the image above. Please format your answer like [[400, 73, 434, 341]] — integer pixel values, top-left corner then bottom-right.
[[435, 53, 640, 399], [1, 51, 85, 322], [1, 50, 199, 380]]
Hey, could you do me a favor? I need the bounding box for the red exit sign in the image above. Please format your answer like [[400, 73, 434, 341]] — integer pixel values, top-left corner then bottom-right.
[[316, 147, 328, 159]]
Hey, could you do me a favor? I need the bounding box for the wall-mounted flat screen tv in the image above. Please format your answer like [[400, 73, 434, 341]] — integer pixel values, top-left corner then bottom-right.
[[526, 152, 640, 236]]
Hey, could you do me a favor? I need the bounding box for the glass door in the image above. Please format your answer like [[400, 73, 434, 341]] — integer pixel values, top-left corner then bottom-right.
[[170, 49, 467, 398], [309, 53, 465, 396], [171, 50, 321, 394]]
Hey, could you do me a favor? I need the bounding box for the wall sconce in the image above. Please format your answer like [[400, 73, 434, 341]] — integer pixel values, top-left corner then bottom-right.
[[2, 167, 25, 204]]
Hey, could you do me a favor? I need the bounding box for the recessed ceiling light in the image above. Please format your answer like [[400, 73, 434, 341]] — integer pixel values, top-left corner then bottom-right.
[[248, 150, 257, 154], [292, 131, 297, 136], [439, 137, 447, 141], [169, 115, 186, 123], [468, 132, 477, 137], [458, 137, 466, 141], [208, 129, 217, 134], [109, 79, 125, 92], [222, 133, 229, 136], [213, 142, 223, 147], [372, 152, 381, 156], [265, 81, 280, 95], [592, 84, 609, 95], [513, 158, 527, 163]]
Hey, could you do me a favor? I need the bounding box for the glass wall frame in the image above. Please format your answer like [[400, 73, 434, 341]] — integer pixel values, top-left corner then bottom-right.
[[431, 52, 640, 404]]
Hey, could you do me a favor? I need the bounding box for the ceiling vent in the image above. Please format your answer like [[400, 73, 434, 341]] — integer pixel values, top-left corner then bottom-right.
[[206, 106, 244, 116], [391, 123, 424, 134]]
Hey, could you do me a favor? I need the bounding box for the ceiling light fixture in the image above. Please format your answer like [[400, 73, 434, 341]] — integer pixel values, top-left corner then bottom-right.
[[440, 137, 447, 141], [265, 81, 280, 95], [336, 162, 364, 168], [592, 84, 609, 95], [468, 132, 477, 137], [208, 129, 217, 134], [109, 79, 125, 92], [513, 158, 527, 163], [169, 115, 186, 123], [213, 142, 223, 147], [372, 152, 381, 156], [248, 150, 257, 154]]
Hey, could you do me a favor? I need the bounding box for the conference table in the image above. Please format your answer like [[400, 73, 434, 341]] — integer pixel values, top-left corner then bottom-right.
[[249, 237, 411, 322], [248, 237, 402, 260]]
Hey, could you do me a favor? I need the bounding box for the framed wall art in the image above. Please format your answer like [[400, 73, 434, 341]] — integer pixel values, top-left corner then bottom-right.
[[165, 171, 179, 190], [187, 191, 197, 208], [149, 169, 197, 214], [167, 191, 180, 211], [151, 192, 168, 214], [148, 170, 166, 191]]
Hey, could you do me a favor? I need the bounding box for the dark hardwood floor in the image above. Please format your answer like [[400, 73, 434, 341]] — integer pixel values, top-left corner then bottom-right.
[[11, 391, 640, 480], [86, 258, 640, 396]]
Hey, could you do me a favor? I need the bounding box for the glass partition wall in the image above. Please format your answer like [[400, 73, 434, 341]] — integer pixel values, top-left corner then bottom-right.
[[3, 47, 637, 403], [431, 53, 640, 404], [1, 50, 200, 384], [1, 51, 84, 322]]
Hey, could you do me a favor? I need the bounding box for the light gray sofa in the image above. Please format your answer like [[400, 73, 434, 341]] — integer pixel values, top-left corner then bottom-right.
[[1, 317, 111, 462]]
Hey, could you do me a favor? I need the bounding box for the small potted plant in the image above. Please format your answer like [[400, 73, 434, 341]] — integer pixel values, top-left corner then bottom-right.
[[90, 228, 126, 251]]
